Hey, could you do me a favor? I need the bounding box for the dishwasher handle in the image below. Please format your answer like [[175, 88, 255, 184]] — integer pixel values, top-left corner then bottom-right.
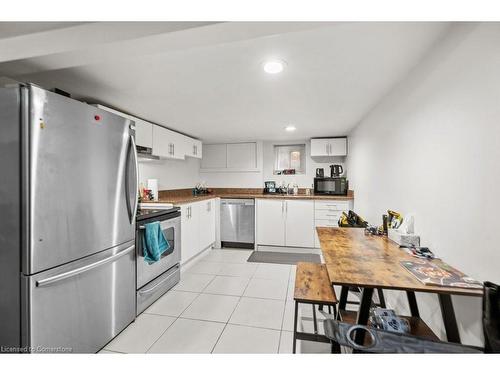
[[221, 199, 254, 206]]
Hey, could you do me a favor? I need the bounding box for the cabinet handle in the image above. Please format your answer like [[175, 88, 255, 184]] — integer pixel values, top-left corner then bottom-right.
[[281, 201, 284, 214], [325, 143, 329, 155], [172, 144, 175, 155]]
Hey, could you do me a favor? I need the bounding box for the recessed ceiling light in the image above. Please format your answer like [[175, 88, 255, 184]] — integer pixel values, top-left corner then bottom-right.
[[285, 125, 296, 132], [263, 59, 286, 74]]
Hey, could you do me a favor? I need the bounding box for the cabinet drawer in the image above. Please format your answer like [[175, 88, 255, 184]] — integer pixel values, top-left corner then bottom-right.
[[315, 218, 340, 227], [315, 210, 342, 221], [315, 201, 349, 211]]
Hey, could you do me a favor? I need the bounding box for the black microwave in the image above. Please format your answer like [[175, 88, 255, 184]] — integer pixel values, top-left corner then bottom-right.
[[314, 177, 348, 195]]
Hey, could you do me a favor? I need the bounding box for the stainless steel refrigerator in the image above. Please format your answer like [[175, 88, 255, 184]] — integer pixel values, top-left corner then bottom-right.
[[0, 84, 138, 353]]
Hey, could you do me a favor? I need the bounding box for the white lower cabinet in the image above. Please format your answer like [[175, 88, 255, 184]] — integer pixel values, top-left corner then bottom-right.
[[180, 199, 216, 264], [256, 199, 354, 249], [180, 203, 199, 263], [285, 200, 315, 248], [256, 199, 314, 248], [256, 199, 286, 246], [199, 199, 216, 250]]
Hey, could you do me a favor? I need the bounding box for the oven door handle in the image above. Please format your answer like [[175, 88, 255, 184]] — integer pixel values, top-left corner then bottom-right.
[[138, 217, 180, 230]]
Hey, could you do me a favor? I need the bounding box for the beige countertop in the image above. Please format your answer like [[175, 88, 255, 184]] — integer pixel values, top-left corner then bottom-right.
[[146, 189, 354, 205]]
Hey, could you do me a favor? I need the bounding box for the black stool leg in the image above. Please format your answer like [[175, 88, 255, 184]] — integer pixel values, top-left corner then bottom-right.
[[312, 304, 318, 334], [293, 301, 299, 353], [377, 289, 386, 308]]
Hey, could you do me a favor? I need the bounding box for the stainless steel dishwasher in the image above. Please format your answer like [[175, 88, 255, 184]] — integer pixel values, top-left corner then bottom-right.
[[220, 199, 255, 249]]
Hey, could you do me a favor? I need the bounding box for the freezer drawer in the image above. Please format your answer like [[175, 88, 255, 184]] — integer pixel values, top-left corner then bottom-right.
[[137, 264, 180, 315], [22, 241, 135, 353]]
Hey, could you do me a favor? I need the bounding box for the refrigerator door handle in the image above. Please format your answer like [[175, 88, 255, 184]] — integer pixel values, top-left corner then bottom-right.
[[36, 245, 135, 287], [126, 133, 139, 223], [130, 134, 139, 220]]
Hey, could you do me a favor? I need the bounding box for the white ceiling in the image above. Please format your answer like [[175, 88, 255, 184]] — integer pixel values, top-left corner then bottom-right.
[[0, 22, 450, 142]]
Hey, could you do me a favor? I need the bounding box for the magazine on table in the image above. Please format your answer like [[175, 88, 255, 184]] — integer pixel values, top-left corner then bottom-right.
[[400, 259, 482, 289]]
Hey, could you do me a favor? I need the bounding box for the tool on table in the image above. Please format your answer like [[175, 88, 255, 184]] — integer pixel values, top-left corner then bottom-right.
[[401, 245, 436, 259], [387, 210, 403, 229]]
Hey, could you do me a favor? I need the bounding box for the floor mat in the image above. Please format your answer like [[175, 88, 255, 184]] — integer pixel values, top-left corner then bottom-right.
[[246, 251, 321, 265]]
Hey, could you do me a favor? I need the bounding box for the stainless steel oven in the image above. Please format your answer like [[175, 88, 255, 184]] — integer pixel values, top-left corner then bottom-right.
[[136, 208, 181, 315]]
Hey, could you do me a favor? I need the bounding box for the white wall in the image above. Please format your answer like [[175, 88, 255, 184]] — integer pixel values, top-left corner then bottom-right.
[[138, 156, 201, 190], [199, 139, 346, 188], [347, 23, 500, 346]]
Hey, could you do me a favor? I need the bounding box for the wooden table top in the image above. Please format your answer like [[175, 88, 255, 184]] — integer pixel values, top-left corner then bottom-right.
[[317, 227, 483, 297]]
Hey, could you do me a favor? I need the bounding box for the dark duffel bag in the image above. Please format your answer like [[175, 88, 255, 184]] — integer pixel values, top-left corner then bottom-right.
[[483, 281, 500, 353], [323, 320, 483, 353]]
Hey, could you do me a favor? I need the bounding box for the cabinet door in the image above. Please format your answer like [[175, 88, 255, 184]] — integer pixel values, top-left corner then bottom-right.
[[198, 199, 216, 250], [180, 204, 199, 264], [135, 119, 153, 148], [170, 131, 186, 160], [152, 126, 171, 158], [152, 126, 185, 159], [328, 138, 347, 156], [201, 144, 227, 169], [226, 143, 257, 170], [256, 199, 285, 246], [193, 140, 202, 159], [185, 139, 202, 159], [310, 139, 330, 156], [285, 200, 314, 248]]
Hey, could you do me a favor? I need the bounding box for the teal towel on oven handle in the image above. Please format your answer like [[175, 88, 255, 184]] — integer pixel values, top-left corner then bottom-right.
[[142, 221, 170, 264]]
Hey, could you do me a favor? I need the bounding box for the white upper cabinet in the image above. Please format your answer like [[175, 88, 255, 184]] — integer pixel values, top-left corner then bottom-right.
[[94, 104, 201, 160], [201, 144, 227, 169], [310, 137, 347, 157], [134, 119, 153, 148], [183, 136, 202, 159], [152, 126, 185, 160], [201, 142, 259, 172], [226, 143, 257, 170]]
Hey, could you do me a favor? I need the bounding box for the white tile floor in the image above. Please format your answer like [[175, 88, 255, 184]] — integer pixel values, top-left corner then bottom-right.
[[103, 248, 331, 354]]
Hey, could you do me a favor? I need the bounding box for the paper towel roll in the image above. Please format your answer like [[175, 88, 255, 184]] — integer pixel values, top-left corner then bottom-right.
[[147, 179, 158, 201]]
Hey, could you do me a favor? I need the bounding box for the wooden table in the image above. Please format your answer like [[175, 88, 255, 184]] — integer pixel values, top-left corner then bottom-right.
[[317, 227, 483, 343]]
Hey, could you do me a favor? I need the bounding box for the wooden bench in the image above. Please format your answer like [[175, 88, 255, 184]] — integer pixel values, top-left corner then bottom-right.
[[293, 262, 338, 353]]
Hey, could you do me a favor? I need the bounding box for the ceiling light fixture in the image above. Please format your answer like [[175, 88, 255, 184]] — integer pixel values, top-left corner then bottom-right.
[[285, 125, 296, 132], [263, 59, 286, 74]]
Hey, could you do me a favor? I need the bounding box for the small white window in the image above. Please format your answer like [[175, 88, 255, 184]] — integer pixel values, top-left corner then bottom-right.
[[273, 144, 306, 175]]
